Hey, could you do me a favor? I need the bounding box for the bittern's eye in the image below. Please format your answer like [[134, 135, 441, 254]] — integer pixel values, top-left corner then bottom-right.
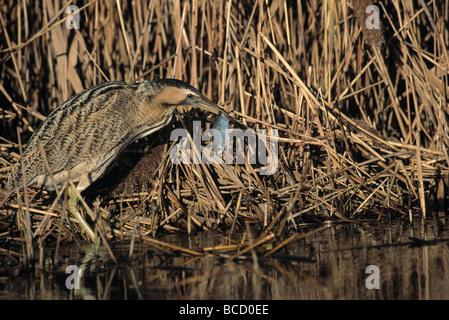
[[187, 93, 193, 98]]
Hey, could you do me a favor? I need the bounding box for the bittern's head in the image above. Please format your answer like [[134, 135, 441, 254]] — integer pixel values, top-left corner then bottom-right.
[[138, 79, 225, 116], [129, 78, 229, 142]]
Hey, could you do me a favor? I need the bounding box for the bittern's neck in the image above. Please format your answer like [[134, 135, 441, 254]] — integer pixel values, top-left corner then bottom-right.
[[131, 106, 175, 142]]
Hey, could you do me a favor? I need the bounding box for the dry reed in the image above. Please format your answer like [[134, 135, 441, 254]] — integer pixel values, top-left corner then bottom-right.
[[0, 0, 448, 263]]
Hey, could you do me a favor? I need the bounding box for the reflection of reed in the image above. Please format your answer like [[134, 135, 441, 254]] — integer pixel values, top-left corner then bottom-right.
[[1, 222, 449, 299], [111, 224, 449, 299]]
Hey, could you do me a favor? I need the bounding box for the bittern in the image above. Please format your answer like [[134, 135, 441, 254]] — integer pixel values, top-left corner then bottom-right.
[[7, 79, 228, 242]]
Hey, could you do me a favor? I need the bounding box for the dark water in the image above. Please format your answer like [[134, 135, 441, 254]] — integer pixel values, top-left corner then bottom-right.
[[1, 218, 449, 300]]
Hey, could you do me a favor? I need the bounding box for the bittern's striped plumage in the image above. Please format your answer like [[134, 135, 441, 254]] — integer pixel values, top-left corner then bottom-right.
[[7, 79, 226, 242]]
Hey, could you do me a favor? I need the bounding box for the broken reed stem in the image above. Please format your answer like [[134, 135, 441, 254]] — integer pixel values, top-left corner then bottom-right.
[[264, 226, 328, 257], [16, 128, 34, 264], [229, 232, 275, 260]]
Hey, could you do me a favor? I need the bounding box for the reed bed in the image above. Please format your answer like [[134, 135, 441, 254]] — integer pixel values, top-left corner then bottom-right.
[[0, 0, 448, 263]]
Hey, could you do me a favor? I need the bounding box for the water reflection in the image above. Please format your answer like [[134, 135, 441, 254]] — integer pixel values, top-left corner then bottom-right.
[[1, 219, 449, 299]]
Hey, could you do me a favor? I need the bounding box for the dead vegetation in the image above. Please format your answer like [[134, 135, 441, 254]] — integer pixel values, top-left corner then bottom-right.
[[0, 0, 448, 262]]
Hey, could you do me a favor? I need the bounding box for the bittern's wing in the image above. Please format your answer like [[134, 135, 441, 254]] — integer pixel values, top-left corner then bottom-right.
[[8, 82, 133, 191]]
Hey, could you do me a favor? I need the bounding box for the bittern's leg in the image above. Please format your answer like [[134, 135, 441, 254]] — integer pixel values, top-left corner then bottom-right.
[[68, 185, 97, 243]]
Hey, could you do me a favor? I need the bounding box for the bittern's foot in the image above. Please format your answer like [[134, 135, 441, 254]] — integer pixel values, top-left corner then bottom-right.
[[68, 185, 98, 243]]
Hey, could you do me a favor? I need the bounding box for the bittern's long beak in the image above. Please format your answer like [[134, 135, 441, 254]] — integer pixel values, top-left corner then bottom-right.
[[194, 96, 248, 130], [194, 96, 226, 115]]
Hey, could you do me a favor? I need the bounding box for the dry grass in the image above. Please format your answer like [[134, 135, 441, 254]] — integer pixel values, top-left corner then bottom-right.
[[0, 0, 448, 263]]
